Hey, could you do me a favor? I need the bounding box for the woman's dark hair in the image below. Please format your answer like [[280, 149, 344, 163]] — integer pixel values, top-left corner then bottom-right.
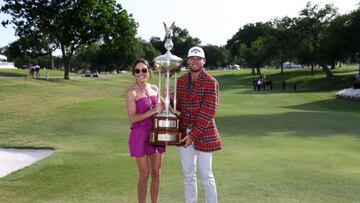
[[132, 58, 152, 77]]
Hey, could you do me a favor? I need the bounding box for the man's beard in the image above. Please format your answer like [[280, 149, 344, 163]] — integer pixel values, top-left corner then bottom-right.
[[190, 66, 202, 72]]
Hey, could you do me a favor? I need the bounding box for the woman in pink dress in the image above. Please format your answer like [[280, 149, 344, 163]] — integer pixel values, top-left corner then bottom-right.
[[125, 58, 166, 203]]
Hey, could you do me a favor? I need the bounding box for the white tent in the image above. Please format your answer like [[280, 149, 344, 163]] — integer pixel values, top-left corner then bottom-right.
[[0, 54, 17, 69], [0, 54, 7, 61]]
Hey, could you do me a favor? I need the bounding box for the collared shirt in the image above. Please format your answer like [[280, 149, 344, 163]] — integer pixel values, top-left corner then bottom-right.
[[188, 74, 194, 94]]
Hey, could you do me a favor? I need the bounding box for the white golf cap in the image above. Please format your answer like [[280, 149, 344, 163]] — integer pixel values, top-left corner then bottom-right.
[[187, 46, 205, 58]]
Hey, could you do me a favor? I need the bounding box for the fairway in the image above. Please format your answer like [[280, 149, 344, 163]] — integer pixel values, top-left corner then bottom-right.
[[0, 67, 360, 203]]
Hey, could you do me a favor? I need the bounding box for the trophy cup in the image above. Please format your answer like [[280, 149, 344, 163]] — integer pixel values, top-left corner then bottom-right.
[[149, 22, 183, 146]]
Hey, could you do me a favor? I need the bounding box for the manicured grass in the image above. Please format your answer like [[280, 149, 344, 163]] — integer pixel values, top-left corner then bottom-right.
[[0, 68, 79, 77], [0, 67, 359, 202]]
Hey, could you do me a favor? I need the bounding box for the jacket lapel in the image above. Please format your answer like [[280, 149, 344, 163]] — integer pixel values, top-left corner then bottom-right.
[[189, 70, 205, 98], [183, 72, 190, 96]]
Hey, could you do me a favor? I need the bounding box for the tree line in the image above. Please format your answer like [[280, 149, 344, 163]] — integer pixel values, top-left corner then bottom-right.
[[226, 2, 360, 77], [1, 1, 359, 79]]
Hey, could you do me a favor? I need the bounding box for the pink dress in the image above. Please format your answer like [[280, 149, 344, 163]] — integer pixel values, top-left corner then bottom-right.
[[129, 96, 166, 157]]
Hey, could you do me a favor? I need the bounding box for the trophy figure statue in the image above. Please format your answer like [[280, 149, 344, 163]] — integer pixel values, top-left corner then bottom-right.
[[149, 22, 183, 146]]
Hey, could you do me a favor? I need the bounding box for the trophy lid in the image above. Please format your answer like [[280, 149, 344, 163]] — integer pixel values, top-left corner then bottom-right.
[[154, 51, 183, 72], [153, 22, 183, 72]]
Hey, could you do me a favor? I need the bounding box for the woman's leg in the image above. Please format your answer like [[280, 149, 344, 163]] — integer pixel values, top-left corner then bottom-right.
[[149, 152, 164, 203], [136, 156, 150, 203]]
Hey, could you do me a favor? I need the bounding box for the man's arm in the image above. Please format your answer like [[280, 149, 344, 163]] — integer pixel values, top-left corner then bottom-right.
[[188, 81, 219, 142]]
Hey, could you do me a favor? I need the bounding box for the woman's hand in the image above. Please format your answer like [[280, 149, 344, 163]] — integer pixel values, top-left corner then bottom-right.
[[152, 102, 163, 114]]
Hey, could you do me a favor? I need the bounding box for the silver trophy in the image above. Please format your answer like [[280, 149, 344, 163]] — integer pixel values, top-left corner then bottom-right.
[[149, 22, 183, 146]]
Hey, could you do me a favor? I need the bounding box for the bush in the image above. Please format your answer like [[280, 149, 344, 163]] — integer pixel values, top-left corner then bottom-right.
[[353, 80, 360, 89]]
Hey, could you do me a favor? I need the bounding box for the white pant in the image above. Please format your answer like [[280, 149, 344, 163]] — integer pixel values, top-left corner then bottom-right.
[[179, 145, 218, 203]]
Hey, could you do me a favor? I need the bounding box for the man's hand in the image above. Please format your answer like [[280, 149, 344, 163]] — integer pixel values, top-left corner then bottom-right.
[[181, 135, 193, 148]]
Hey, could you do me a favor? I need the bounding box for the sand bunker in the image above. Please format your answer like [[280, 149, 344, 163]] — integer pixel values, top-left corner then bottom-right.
[[0, 148, 54, 178]]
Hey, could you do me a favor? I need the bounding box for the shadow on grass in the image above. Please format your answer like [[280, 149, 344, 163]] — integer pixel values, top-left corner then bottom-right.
[[217, 110, 360, 138], [0, 72, 27, 77], [38, 78, 66, 82], [283, 97, 360, 112], [37, 78, 89, 85]]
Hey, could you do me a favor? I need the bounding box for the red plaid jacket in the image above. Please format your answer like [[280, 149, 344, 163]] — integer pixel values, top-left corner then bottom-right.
[[176, 70, 223, 152]]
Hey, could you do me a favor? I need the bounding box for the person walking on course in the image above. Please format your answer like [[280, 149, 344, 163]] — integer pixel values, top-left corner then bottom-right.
[[34, 64, 40, 79], [174, 46, 223, 203], [125, 58, 165, 203]]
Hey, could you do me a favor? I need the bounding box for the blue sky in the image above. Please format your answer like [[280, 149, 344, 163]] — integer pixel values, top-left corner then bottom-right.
[[1, 0, 359, 48]]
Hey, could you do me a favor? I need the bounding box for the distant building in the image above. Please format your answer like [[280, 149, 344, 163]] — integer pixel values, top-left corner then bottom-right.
[[0, 55, 17, 69]]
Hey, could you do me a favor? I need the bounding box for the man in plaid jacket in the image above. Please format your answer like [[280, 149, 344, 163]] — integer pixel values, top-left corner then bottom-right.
[[176, 46, 223, 203]]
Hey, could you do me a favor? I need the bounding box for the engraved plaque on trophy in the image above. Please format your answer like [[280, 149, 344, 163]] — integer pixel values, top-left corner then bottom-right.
[[149, 22, 183, 146]]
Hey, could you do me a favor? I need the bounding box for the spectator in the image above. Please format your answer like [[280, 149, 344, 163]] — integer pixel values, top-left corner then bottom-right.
[[34, 65, 40, 79], [28, 65, 35, 78]]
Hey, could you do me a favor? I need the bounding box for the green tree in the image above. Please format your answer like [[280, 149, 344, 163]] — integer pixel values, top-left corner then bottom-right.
[[135, 38, 161, 64], [203, 45, 230, 69], [171, 26, 201, 59], [319, 14, 349, 69], [149, 36, 164, 54], [3, 42, 36, 68], [226, 22, 272, 74], [1, 0, 137, 79], [240, 37, 273, 74], [226, 22, 270, 56], [271, 17, 301, 74], [347, 6, 360, 71], [298, 1, 337, 76], [4, 33, 56, 69], [100, 7, 137, 72], [73, 43, 102, 70]]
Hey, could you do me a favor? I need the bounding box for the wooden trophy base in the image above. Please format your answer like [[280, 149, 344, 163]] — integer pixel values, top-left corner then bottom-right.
[[149, 114, 182, 146], [149, 129, 182, 146]]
